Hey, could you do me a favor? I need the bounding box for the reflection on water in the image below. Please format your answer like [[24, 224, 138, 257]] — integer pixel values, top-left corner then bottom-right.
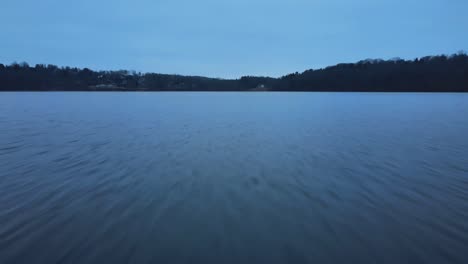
[[1, 92, 468, 264]]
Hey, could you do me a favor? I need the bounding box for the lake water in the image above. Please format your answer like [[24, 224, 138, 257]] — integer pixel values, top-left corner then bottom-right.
[[1, 92, 468, 263]]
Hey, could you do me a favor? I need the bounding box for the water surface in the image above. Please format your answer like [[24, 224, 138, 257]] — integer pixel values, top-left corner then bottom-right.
[[1, 92, 468, 263]]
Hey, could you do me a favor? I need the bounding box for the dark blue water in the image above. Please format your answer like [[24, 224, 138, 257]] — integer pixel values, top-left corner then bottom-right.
[[1, 92, 468, 264]]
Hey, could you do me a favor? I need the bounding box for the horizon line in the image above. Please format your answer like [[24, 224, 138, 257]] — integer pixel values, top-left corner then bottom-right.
[[2, 51, 466, 80]]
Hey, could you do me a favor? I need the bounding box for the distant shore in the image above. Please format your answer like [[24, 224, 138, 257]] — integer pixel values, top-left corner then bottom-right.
[[1, 53, 467, 92]]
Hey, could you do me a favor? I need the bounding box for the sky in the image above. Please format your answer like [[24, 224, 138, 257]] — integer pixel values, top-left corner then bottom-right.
[[1, 0, 467, 78]]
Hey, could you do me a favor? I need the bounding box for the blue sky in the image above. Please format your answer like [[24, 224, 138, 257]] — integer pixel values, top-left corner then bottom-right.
[[1, 0, 467, 78]]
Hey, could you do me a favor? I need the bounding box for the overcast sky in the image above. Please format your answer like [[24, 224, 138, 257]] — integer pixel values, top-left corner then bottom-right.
[[1, 0, 467, 78]]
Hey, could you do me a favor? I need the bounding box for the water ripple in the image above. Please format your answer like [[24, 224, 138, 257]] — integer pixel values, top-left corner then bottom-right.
[[0, 92, 468, 264]]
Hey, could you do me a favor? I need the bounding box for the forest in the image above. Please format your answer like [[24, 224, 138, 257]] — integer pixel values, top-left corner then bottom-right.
[[1, 53, 467, 92]]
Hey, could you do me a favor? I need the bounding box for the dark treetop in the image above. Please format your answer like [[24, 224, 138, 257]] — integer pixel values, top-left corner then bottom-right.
[[1, 53, 467, 92]]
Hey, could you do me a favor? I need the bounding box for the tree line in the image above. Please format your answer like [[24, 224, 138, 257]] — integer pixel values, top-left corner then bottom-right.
[[1, 53, 467, 92]]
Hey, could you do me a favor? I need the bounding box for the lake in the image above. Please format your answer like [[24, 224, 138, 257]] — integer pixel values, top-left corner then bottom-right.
[[1, 92, 468, 263]]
